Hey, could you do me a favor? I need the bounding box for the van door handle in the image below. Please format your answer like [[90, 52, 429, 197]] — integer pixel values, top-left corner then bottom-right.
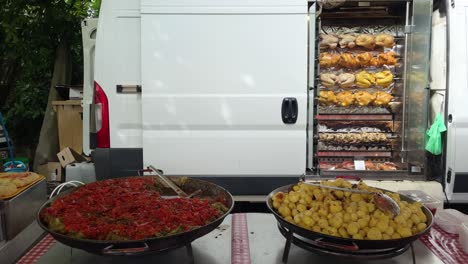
[[116, 85, 141, 94], [291, 99, 298, 120], [282, 98, 298, 124]]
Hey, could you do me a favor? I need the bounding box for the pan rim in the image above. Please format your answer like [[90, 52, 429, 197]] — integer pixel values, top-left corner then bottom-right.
[[37, 176, 234, 245], [266, 183, 434, 244]]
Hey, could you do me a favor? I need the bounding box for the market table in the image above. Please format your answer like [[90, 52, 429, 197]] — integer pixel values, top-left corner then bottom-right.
[[18, 213, 466, 264]]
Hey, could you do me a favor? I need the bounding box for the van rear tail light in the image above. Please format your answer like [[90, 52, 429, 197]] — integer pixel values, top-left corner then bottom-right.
[[94, 81, 110, 148]]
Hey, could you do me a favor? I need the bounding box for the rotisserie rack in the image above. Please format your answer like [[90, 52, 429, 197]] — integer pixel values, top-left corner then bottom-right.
[[312, 1, 417, 177]]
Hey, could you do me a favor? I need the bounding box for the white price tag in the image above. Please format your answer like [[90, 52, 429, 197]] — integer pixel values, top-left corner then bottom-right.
[[354, 160, 366, 170]]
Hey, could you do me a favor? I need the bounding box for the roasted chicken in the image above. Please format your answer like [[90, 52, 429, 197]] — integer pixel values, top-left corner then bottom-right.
[[355, 71, 376, 88], [320, 34, 339, 50], [318, 122, 391, 133], [354, 91, 376, 106], [318, 91, 337, 105], [321, 161, 398, 171], [374, 70, 394, 87], [339, 53, 359, 69], [337, 161, 355, 170], [375, 33, 395, 48], [356, 34, 376, 49], [337, 73, 355, 88], [356, 52, 378, 67], [319, 132, 387, 144], [320, 73, 338, 88], [377, 51, 398, 66], [335, 91, 355, 107], [338, 34, 357, 49], [320, 52, 340, 68], [377, 162, 397, 171], [373, 91, 394, 106], [365, 161, 376, 170]]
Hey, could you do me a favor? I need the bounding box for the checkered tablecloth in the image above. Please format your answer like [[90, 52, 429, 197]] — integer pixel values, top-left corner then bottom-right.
[[16, 234, 56, 264], [420, 224, 468, 264], [17, 215, 252, 264], [18, 217, 468, 264], [232, 213, 251, 264]]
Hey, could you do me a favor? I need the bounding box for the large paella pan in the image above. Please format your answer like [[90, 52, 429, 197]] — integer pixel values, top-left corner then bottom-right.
[[266, 179, 433, 251], [37, 176, 233, 255]]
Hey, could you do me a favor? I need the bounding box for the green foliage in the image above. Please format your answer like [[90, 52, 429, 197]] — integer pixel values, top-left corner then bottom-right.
[[0, 0, 100, 151]]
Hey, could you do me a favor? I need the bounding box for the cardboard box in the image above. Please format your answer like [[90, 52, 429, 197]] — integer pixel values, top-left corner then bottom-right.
[[37, 162, 63, 181], [52, 100, 83, 153], [57, 147, 87, 168]]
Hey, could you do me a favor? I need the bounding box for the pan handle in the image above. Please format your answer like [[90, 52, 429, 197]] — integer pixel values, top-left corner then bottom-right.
[[314, 237, 359, 251], [138, 169, 153, 176], [138, 167, 164, 176], [102, 243, 149, 255], [148, 165, 188, 197]]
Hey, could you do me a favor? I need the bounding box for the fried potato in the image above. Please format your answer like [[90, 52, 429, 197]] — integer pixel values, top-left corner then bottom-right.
[[272, 179, 429, 240]]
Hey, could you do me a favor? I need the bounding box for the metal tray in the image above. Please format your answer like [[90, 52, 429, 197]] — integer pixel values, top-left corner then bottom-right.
[[0, 174, 45, 200], [0, 178, 46, 240]]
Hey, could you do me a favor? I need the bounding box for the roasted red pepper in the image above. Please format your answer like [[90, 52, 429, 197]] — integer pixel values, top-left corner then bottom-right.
[[42, 177, 224, 240]]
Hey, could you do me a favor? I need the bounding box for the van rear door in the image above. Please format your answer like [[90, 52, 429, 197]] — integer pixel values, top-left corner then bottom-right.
[[140, 0, 308, 176], [81, 18, 98, 156]]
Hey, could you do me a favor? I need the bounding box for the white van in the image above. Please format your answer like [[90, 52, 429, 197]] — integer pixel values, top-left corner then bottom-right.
[[87, 0, 310, 193], [85, 0, 468, 199]]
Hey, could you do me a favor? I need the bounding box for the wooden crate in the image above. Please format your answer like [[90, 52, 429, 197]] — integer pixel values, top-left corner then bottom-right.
[[52, 100, 83, 154]]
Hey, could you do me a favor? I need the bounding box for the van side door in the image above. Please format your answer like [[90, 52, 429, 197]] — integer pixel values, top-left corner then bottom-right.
[[140, 0, 308, 176]]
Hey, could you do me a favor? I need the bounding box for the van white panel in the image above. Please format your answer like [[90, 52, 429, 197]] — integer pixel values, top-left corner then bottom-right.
[[307, 4, 316, 169], [141, 12, 307, 175], [141, 0, 305, 13], [444, 1, 468, 200], [429, 10, 446, 124], [94, 0, 142, 148]]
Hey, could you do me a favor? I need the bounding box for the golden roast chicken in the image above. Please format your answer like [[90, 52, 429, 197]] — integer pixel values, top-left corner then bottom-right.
[[356, 71, 376, 88], [374, 71, 394, 88], [374, 91, 394, 106], [339, 53, 360, 69], [377, 51, 398, 66], [375, 33, 395, 48], [356, 52, 378, 68], [354, 91, 376, 106], [319, 91, 338, 105], [336, 91, 355, 107], [356, 34, 376, 50], [320, 52, 341, 68]]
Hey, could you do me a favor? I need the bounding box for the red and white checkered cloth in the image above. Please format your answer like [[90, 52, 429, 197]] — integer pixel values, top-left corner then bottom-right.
[[19, 215, 252, 264], [232, 213, 251, 264], [420, 224, 468, 264], [22, 215, 467, 264], [16, 234, 56, 264]]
